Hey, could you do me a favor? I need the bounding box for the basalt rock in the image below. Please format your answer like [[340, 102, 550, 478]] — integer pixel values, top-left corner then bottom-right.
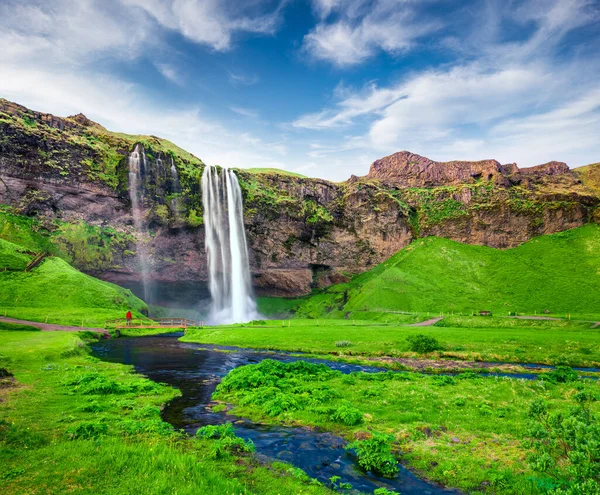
[[0, 99, 598, 299]]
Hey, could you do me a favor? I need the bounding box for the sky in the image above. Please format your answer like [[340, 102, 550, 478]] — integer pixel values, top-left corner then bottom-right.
[[0, 0, 599, 181]]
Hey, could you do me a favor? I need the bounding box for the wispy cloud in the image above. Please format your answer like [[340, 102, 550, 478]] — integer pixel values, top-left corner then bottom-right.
[[155, 63, 183, 85], [124, 0, 289, 52], [293, 0, 600, 169], [303, 0, 442, 66], [230, 106, 260, 118], [228, 71, 260, 86]]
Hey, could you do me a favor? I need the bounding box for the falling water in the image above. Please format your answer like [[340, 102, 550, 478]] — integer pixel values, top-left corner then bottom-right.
[[170, 157, 181, 214], [201, 165, 257, 324], [128, 144, 152, 302]]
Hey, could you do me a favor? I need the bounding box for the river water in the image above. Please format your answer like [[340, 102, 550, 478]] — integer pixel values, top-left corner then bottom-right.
[[91, 333, 461, 494]]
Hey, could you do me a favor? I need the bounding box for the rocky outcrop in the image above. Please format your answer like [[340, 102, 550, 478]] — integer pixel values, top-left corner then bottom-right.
[[365, 151, 507, 187], [0, 100, 598, 300], [364, 151, 574, 189]]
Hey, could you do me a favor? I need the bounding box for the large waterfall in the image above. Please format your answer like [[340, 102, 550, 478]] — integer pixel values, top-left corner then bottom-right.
[[201, 165, 257, 324], [128, 144, 152, 302]]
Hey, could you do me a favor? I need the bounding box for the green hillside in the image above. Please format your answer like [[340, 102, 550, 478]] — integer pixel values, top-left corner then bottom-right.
[[0, 238, 146, 326], [296, 224, 600, 319], [241, 167, 307, 177]]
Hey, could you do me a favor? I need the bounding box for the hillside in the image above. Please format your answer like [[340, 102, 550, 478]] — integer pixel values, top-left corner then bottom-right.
[[296, 224, 600, 318], [0, 237, 146, 326], [0, 98, 598, 299]]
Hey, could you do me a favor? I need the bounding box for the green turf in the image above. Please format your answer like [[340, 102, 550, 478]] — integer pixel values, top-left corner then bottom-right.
[[295, 225, 600, 319], [182, 317, 600, 367], [214, 359, 600, 494], [0, 238, 146, 327], [0, 331, 331, 495]]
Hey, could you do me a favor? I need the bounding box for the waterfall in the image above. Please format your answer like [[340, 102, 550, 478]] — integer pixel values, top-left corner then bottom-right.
[[170, 156, 181, 214], [201, 165, 257, 324], [128, 144, 152, 302]]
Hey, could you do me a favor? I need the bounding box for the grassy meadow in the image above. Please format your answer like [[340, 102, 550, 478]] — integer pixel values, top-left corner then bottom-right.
[[213, 359, 600, 494], [0, 331, 331, 495], [182, 317, 600, 368]]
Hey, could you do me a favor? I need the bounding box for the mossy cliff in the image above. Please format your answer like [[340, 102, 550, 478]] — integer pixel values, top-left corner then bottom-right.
[[0, 99, 598, 298]]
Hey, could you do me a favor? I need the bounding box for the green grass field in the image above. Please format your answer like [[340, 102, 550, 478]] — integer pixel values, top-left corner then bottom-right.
[[0, 331, 331, 495], [295, 225, 600, 320], [182, 317, 600, 367], [0, 238, 146, 327], [214, 359, 600, 494]]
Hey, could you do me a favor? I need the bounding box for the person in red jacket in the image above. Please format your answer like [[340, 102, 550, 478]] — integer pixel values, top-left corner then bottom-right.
[[126, 310, 132, 326]]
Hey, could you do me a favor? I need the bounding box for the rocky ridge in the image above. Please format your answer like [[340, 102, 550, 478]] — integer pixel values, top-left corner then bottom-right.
[[0, 99, 598, 299]]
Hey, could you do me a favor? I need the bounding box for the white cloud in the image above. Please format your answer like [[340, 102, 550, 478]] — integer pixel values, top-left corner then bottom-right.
[[303, 0, 442, 66], [293, 0, 600, 171], [124, 0, 287, 52], [230, 106, 260, 118], [155, 63, 183, 84], [228, 72, 260, 86]]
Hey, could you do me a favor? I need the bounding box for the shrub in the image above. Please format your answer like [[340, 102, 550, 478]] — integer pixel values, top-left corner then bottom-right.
[[330, 403, 363, 426], [65, 421, 108, 440], [335, 340, 353, 347], [347, 433, 398, 478], [196, 423, 255, 459], [539, 366, 579, 384], [79, 400, 105, 412], [374, 489, 398, 495], [525, 395, 599, 493], [406, 334, 441, 353]]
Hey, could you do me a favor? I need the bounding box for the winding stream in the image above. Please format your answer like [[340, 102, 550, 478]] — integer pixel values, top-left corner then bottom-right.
[[91, 333, 462, 494]]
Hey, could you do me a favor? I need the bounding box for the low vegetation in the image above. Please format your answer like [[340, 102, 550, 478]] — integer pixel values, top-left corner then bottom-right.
[[182, 317, 600, 368], [0, 331, 332, 495], [0, 237, 145, 327], [213, 359, 600, 494]]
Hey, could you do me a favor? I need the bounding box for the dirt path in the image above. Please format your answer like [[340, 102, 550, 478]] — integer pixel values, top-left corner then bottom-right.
[[407, 317, 443, 327], [0, 316, 109, 336]]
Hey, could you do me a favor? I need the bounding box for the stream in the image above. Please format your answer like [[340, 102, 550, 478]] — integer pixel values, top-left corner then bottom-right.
[[91, 333, 464, 494]]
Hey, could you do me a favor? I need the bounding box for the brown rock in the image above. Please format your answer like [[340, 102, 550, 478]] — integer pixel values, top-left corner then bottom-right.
[[366, 150, 505, 187]]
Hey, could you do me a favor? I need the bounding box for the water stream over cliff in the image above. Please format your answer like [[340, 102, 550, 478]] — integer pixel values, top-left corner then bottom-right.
[[128, 144, 152, 302], [169, 156, 182, 216], [201, 165, 257, 324]]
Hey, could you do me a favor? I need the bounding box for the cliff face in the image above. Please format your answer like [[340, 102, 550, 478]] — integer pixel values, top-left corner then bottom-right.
[[0, 100, 598, 299]]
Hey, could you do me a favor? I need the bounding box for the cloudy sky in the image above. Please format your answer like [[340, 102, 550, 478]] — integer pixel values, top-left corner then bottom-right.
[[0, 0, 598, 180]]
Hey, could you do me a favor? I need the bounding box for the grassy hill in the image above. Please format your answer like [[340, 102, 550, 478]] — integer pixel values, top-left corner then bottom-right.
[[296, 224, 600, 319], [574, 162, 600, 196], [0, 238, 146, 326], [241, 167, 307, 178]]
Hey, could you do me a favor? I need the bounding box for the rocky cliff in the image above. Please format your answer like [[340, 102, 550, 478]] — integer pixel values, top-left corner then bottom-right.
[[0, 99, 598, 300]]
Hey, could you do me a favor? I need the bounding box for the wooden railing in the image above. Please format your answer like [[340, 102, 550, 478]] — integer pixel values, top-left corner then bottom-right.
[[25, 252, 49, 272], [105, 317, 200, 328]]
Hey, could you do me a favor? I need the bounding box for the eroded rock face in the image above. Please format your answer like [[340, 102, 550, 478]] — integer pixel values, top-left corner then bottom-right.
[[0, 100, 598, 298], [366, 151, 507, 187]]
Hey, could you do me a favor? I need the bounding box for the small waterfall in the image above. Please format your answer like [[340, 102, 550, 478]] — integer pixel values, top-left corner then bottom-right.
[[170, 156, 181, 214], [201, 165, 257, 324], [128, 144, 152, 302]]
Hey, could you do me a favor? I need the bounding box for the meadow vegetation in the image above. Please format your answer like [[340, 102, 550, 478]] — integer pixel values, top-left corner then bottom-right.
[[182, 317, 600, 368], [213, 359, 600, 494], [0, 237, 145, 327], [0, 331, 332, 495]]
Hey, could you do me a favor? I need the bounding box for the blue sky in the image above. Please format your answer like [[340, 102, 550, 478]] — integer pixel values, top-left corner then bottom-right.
[[0, 0, 599, 180]]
